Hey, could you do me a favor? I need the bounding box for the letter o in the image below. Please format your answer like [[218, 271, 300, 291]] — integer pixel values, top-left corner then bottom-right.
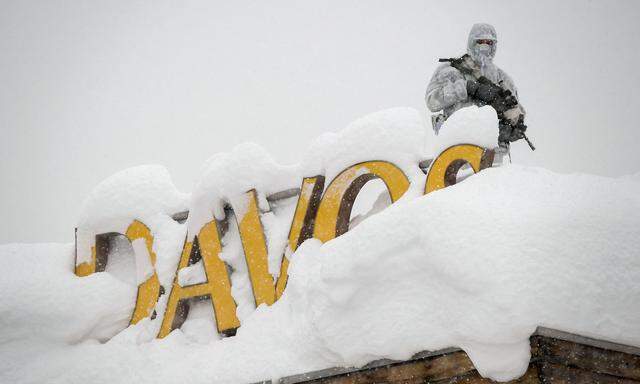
[[425, 144, 494, 194], [313, 161, 410, 243]]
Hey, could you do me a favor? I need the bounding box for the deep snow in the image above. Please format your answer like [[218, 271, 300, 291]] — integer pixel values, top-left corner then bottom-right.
[[1, 164, 639, 383]]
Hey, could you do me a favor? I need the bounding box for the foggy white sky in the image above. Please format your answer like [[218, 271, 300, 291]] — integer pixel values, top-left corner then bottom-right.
[[1, 0, 639, 244]]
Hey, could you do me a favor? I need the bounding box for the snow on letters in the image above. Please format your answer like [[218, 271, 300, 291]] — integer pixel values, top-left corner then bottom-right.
[[3, 107, 637, 383]]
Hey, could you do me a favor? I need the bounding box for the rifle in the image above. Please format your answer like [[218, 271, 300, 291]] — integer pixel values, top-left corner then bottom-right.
[[438, 55, 535, 151], [521, 133, 536, 151]]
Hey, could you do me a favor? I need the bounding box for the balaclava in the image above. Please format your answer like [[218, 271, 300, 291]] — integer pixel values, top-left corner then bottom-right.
[[467, 23, 499, 82]]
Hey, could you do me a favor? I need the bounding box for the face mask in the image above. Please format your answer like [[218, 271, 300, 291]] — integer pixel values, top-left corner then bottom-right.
[[475, 44, 492, 56]]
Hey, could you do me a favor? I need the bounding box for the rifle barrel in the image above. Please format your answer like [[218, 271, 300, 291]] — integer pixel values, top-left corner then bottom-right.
[[523, 133, 536, 151]]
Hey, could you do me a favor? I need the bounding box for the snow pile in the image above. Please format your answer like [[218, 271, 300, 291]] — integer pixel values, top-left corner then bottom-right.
[[71, 108, 435, 341], [298, 107, 439, 218], [180, 143, 299, 322], [176, 108, 430, 323], [283, 165, 640, 380], [73, 165, 189, 343], [302, 107, 427, 180], [186, 143, 299, 238], [2, 165, 639, 384], [433, 105, 499, 154], [6, 107, 636, 383], [0, 244, 136, 344], [75, 165, 188, 265], [186, 107, 430, 242]]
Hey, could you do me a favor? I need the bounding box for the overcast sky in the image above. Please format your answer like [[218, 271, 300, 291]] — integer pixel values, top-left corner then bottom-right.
[[2, 0, 639, 244]]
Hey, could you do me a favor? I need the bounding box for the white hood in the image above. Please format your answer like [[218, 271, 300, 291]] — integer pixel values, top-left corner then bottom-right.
[[467, 23, 499, 82]]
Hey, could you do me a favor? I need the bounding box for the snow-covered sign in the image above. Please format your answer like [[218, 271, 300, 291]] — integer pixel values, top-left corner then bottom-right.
[[5, 106, 640, 383], [73, 106, 501, 340]]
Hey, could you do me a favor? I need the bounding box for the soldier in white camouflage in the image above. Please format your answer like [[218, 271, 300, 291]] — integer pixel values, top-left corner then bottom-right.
[[426, 23, 525, 149]]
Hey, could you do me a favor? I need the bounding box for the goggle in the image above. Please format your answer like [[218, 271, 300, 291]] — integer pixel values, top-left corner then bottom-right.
[[475, 39, 495, 46]]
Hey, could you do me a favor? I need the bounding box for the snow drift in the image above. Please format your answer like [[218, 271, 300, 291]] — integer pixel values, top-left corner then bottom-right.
[[1, 164, 639, 383], [1, 106, 638, 383]]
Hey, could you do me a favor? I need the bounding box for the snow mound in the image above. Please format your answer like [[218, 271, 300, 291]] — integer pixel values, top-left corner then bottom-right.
[[303, 107, 427, 180], [186, 142, 298, 238], [433, 105, 499, 154], [186, 107, 430, 240], [283, 165, 640, 381], [76, 165, 188, 265], [77, 165, 188, 232], [0, 244, 136, 344], [2, 165, 639, 384]]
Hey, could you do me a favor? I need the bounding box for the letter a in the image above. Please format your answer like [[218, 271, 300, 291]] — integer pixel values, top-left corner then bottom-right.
[[158, 220, 239, 338]]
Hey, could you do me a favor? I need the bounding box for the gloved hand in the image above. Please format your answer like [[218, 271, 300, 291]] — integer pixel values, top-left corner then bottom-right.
[[510, 127, 526, 141], [510, 119, 527, 141], [498, 121, 512, 144], [467, 79, 500, 103], [442, 79, 468, 106], [499, 119, 527, 144]]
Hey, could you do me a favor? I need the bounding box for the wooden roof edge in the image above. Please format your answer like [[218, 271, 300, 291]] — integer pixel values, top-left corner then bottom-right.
[[534, 326, 640, 356], [254, 327, 640, 384]]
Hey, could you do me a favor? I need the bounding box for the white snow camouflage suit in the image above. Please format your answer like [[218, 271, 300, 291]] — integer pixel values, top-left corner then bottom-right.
[[425, 23, 522, 131]]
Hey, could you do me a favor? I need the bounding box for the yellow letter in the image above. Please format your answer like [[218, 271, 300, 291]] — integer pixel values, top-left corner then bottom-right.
[[238, 177, 326, 303], [313, 161, 410, 243], [274, 176, 325, 298], [126, 220, 162, 325], [74, 238, 97, 277], [425, 144, 495, 194], [237, 189, 276, 306], [74, 221, 161, 325], [158, 220, 239, 338]]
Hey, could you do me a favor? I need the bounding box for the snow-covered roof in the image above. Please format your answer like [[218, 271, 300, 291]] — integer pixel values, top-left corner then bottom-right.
[[2, 107, 638, 383]]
